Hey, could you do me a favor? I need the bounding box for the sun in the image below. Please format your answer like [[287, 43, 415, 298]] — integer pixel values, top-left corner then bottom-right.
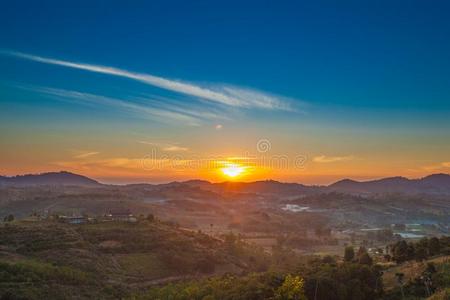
[[221, 163, 245, 178]]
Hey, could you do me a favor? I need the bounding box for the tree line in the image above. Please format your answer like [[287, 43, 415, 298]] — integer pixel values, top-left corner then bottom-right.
[[389, 236, 450, 263]]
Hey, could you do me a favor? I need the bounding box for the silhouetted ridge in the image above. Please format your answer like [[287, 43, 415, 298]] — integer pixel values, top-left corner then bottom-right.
[[0, 171, 100, 186], [329, 174, 450, 194], [1, 171, 450, 194]]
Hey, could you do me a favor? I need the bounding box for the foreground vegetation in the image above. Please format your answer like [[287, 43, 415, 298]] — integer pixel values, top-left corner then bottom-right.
[[135, 261, 383, 300], [0, 219, 260, 299], [0, 220, 449, 299]]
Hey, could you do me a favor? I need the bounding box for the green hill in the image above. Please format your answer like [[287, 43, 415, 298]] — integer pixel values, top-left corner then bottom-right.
[[0, 220, 254, 299]]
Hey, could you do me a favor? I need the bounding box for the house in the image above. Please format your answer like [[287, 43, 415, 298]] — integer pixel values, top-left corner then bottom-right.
[[107, 209, 137, 222]]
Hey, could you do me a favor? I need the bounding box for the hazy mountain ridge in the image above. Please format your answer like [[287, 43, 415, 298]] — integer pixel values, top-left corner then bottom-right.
[[0, 171, 448, 237], [0, 171, 100, 186], [181, 179, 317, 196], [164, 174, 450, 195], [1, 171, 450, 195], [329, 173, 450, 194]]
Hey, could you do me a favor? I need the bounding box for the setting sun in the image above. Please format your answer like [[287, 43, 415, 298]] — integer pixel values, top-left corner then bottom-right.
[[221, 163, 245, 178]]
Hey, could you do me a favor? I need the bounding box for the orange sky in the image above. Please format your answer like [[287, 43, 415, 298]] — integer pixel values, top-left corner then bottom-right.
[[2, 141, 449, 184]]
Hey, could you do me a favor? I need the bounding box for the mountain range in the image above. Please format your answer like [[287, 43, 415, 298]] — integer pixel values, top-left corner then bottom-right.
[[1, 171, 450, 195]]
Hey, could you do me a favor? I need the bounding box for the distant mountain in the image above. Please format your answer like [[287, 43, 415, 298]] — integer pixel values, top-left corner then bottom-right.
[[421, 173, 450, 186], [1, 171, 450, 194], [181, 179, 318, 196], [0, 171, 100, 186], [329, 173, 450, 194]]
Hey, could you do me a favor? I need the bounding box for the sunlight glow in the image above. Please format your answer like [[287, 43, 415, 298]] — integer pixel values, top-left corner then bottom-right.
[[221, 163, 245, 178]]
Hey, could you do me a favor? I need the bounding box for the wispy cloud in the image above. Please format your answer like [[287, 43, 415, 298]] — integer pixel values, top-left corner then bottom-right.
[[3, 50, 293, 110], [32, 86, 207, 126], [54, 157, 143, 172], [73, 151, 99, 159], [423, 161, 450, 171], [53, 156, 194, 174], [313, 155, 354, 163], [163, 145, 189, 152], [138, 141, 189, 152]]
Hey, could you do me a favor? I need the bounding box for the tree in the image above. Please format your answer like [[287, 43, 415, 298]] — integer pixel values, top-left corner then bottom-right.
[[357, 246, 367, 257], [428, 237, 441, 256], [275, 275, 307, 300], [407, 242, 416, 260], [392, 240, 409, 263], [3, 214, 14, 222], [356, 246, 373, 265], [415, 245, 427, 262], [304, 263, 383, 300], [358, 252, 373, 265], [344, 246, 355, 262]]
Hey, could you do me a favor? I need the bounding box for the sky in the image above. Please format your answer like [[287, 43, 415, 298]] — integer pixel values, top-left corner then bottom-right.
[[1, 0, 450, 184]]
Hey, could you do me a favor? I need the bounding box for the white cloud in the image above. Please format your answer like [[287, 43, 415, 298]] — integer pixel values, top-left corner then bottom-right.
[[138, 141, 189, 152], [313, 155, 354, 163], [3, 50, 294, 110], [33, 87, 205, 126], [73, 151, 99, 159], [163, 146, 189, 152]]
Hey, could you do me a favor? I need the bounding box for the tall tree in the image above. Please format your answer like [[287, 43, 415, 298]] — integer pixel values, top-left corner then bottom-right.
[[344, 246, 355, 262]]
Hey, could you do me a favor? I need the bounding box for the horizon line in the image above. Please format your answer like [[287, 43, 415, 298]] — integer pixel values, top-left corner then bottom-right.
[[2, 170, 449, 187]]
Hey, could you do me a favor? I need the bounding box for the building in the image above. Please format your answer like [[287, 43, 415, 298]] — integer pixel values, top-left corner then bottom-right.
[[107, 209, 137, 222]]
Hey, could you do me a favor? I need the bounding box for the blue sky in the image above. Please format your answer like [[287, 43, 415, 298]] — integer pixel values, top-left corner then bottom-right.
[[1, 0, 450, 183]]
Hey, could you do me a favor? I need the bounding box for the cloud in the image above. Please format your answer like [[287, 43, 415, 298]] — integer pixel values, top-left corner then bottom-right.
[[54, 156, 195, 173], [73, 151, 99, 159], [54, 157, 143, 172], [313, 155, 354, 163], [423, 161, 450, 171], [163, 146, 189, 152], [138, 141, 189, 152], [3, 50, 293, 110], [215, 124, 223, 130], [32, 86, 207, 126]]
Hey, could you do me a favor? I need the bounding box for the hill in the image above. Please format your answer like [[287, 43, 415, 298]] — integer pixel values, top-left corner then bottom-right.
[[329, 174, 450, 194], [0, 171, 100, 186], [2, 171, 450, 195], [0, 219, 259, 299]]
